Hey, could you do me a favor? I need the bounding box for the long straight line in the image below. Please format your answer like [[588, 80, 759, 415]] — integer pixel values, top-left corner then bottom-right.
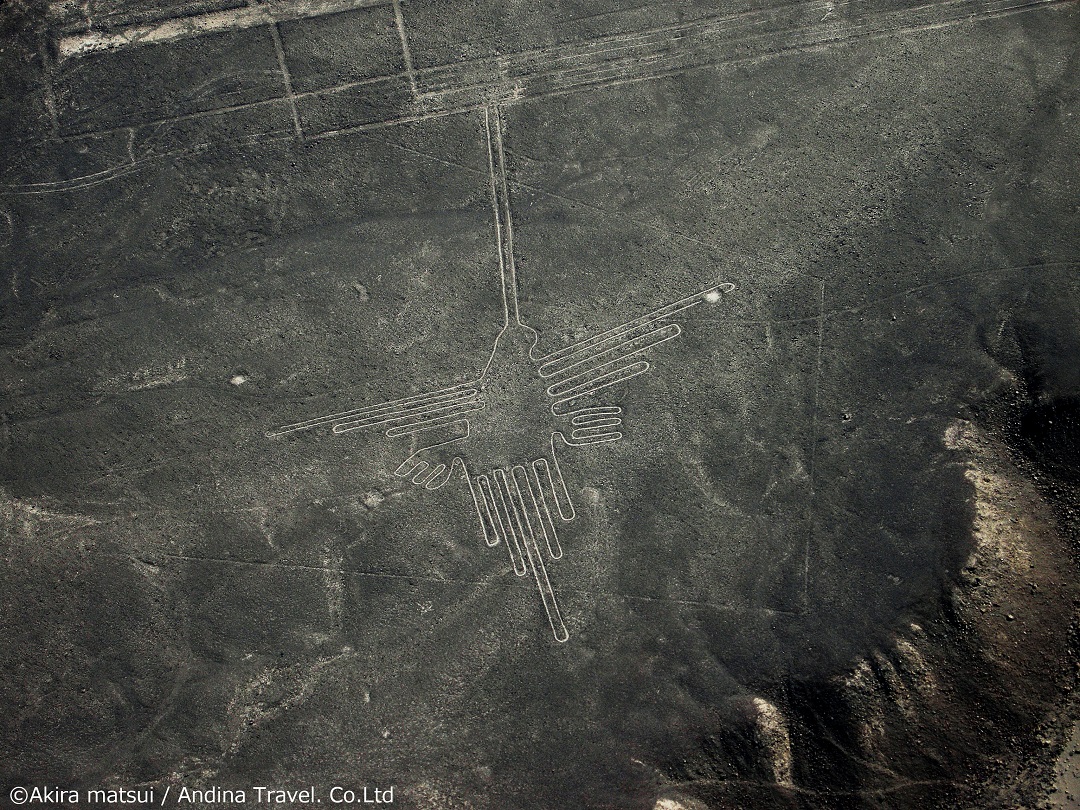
[[53, 0, 1068, 147], [305, 103, 483, 140], [391, 0, 418, 96], [266, 12, 304, 138], [515, 0, 1067, 107], [58, 0, 393, 57], [416, 0, 827, 81], [803, 278, 825, 599], [490, 105, 521, 325], [408, 0, 1062, 103], [156, 551, 797, 614], [162, 552, 500, 585], [483, 106, 512, 328]]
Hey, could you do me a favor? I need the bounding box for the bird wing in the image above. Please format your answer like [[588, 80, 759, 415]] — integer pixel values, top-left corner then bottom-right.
[[536, 282, 734, 445], [266, 381, 484, 438]]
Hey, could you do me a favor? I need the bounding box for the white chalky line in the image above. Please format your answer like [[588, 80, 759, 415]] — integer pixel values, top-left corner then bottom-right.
[[266, 101, 737, 641], [571, 416, 622, 429], [493, 469, 528, 577], [266, 384, 479, 436], [466, 473, 501, 548], [538, 323, 680, 378], [511, 464, 569, 642], [536, 284, 735, 370], [58, 0, 393, 58]]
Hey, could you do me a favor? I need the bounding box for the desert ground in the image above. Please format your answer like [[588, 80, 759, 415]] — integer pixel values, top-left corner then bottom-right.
[[2, 0, 1080, 807]]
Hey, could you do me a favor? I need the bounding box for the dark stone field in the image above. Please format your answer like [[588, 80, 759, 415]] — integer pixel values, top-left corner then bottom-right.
[[1, 0, 1079, 807]]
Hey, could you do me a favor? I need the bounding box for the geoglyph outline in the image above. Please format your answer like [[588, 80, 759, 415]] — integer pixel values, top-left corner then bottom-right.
[[269, 103, 735, 642]]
